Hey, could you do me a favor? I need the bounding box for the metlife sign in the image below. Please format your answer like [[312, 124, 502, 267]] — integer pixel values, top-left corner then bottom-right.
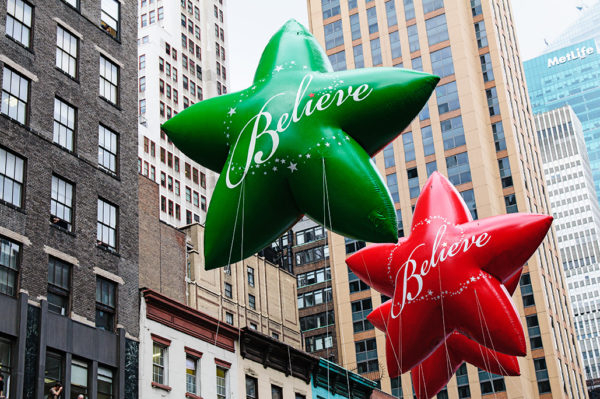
[[539, 40, 598, 68], [547, 46, 595, 68]]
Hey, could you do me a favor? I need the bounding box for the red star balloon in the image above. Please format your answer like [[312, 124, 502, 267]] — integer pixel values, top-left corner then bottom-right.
[[369, 267, 524, 399], [346, 172, 552, 376]]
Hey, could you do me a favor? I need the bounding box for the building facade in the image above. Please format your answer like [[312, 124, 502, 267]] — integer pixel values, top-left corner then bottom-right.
[[0, 0, 139, 398], [306, 0, 587, 397], [524, 37, 600, 203], [137, 0, 229, 227], [183, 223, 303, 349], [535, 106, 600, 392]]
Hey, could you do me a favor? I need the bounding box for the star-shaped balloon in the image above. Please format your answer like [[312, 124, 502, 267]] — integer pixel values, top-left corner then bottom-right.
[[346, 172, 553, 375], [161, 19, 439, 269], [369, 268, 524, 399]]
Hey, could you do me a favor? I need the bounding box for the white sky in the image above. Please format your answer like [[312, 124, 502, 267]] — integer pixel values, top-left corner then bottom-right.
[[226, 0, 597, 92]]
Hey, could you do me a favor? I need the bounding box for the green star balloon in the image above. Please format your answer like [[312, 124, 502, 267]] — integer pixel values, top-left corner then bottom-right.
[[162, 19, 439, 269]]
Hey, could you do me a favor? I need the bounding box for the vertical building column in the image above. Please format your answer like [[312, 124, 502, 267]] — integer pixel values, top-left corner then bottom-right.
[[117, 328, 126, 399], [12, 292, 29, 399], [90, 360, 98, 399], [35, 300, 48, 399], [63, 353, 72, 399]]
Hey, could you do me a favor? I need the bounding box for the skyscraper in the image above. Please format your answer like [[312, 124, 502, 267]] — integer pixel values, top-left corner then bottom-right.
[[0, 0, 139, 397], [306, 0, 587, 397], [535, 105, 600, 393], [137, 0, 229, 227]]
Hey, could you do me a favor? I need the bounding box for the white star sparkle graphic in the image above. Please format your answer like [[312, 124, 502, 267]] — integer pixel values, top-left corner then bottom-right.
[[274, 65, 283, 72], [228, 108, 236, 116], [288, 163, 298, 172]]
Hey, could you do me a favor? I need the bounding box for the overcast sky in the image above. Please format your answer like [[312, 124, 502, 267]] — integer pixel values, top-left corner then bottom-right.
[[226, 0, 597, 92]]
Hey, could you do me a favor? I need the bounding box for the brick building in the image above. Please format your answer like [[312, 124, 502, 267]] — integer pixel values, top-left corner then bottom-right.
[[0, 0, 139, 398]]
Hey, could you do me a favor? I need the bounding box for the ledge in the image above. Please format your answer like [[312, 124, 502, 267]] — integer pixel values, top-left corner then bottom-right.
[[151, 382, 172, 392], [186, 393, 203, 399]]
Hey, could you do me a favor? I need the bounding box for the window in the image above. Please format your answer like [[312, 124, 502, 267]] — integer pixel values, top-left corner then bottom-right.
[[480, 53, 494, 82], [299, 311, 335, 331], [96, 277, 116, 331], [216, 367, 227, 399], [295, 245, 329, 265], [0, 337, 12, 395], [350, 13, 361, 40], [6, 0, 32, 47], [297, 267, 331, 288], [139, 55, 146, 70], [397, 209, 404, 237], [486, 87, 500, 116], [0, 146, 25, 208], [272, 385, 283, 399], [505, 193, 517, 214], [349, 268, 369, 293], [387, 173, 399, 203], [404, 0, 415, 19], [408, 167, 420, 198], [527, 314, 543, 349], [407, 24, 419, 52], [446, 152, 471, 186], [391, 376, 403, 398], [98, 366, 114, 399], [371, 38, 382, 66], [247, 266, 255, 287], [471, 0, 482, 16], [534, 357, 551, 394], [497, 157, 513, 188], [249, 322, 257, 330], [456, 363, 470, 398], [491, 121, 506, 151], [322, 0, 340, 19], [48, 258, 71, 316], [226, 312, 233, 325], [356, 338, 378, 373], [441, 116, 465, 150], [385, 1, 398, 26], [324, 20, 343, 50], [71, 359, 88, 399], [460, 189, 477, 220], [328, 51, 346, 72], [152, 342, 167, 384], [423, 0, 444, 13], [420, 101, 430, 120], [353, 44, 364, 68], [348, 0, 357, 9], [383, 143, 395, 168], [389, 31, 402, 59], [100, 0, 120, 39], [186, 356, 199, 394], [56, 26, 78, 78], [224, 282, 232, 298], [99, 56, 119, 104], [421, 125, 435, 156], [0, 237, 20, 297], [474, 21, 488, 48], [296, 225, 326, 245], [403, 132, 415, 161], [345, 238, 366, 254], [352, 298, 373, 332], [430, 47, 454, 77], [141, 13, 147, 27], [44, 352, 64, 396], [297, 287, 332, 309], [97, 198, 117, 249], [425, 14, 449, 45], [248, 294, 256, 310], [53, 98, 76, 151], [98, 125, 118, 174], [50, 175, 74, 231], [478, 369, 505, 394], [411, 56, 423, 71], [246, 375, 258, 399], [367, 7, 378, 34], [436, 81, 459, 114], [520, 274, 534, 308], [305, 333, 333, 352], [1, 67, 29, 124]]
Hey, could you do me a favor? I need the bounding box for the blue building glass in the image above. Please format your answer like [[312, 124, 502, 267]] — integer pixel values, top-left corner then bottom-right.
[[524, 38, 600, 201]]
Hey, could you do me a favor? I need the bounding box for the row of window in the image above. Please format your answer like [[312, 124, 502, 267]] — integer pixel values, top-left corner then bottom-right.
[[297, 287, 332, 309], [295, 245, 329, 266], [297, 267, 331, 288], [223, 282, 256, 310], [322, 0, 443, 24], [0, 236, 117, 330], [140, 7, 164, 27]]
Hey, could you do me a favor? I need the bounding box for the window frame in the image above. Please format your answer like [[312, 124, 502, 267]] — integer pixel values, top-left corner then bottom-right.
[[5, 0, 33, 48], [100, 0, 120, 39], [97, 198, 118, 250], [0, 236, 21, 297], [99, 55, 119, 105], [56, 25, 79, 79], [0, 145, 26, 208], [98, 124, 119, 175], [96, 276, 117, 331], [1, 66, 30, 124]]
